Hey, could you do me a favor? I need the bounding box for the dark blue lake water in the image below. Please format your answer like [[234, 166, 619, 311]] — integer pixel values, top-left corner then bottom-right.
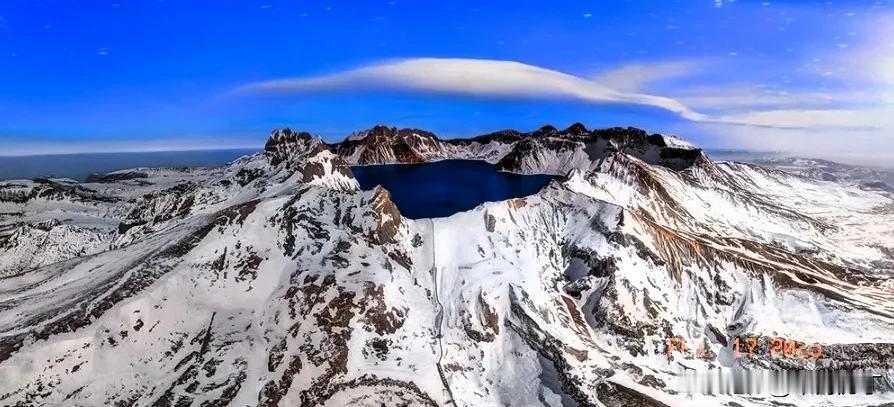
[[0, 149, 258, 181], [352, 160, 558, 219]]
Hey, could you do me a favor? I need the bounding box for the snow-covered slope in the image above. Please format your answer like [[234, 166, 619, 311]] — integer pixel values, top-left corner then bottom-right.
[[0, 126, 892, 406], [750, 156, 894, 195]]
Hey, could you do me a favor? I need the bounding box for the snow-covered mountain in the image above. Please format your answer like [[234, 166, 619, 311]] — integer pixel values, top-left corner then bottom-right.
[[331, 123, 704, 176], [752, 157, 894, 194], [0, 126, 892, 406]]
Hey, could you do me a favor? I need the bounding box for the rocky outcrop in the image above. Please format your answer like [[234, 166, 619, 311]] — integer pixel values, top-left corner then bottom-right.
[[264, 128, 358, 191], [85, 171, 149, 183]]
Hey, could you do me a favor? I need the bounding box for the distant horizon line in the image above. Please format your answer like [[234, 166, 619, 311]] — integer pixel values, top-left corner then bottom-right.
[[0, 146, 263, 158]]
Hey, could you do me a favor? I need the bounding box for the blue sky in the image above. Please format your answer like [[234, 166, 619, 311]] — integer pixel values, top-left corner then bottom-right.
[[1, 1, 892, 164]]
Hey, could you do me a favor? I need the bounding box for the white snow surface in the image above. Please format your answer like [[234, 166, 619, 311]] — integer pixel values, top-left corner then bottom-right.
[[0, 128, 892, 406]]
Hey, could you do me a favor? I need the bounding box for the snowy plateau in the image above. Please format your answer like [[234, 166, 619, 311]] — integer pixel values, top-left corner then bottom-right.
[[0, 124, 893, 406]]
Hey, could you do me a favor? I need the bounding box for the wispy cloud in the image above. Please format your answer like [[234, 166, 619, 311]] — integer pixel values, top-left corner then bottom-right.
[[695, 117, 894, 168], [591, 60, 706, 93], [674, 87, 880, 110], [714, 108, 887, 131], [673, 15, 894, 164]]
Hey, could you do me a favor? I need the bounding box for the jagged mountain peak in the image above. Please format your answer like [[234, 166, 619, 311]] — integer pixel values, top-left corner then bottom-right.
[[259, 128, 358, 191], [267, 127, 314, 144], [360, 124, 400, 140], [586, 126, 697, 151], [264, 128, 324, 165], [451, 129, 524, 145], [331, 125, 446, 165], [531, 124, 559, 137], [350, 125, 440, 142], [562, 122, 589, 136]]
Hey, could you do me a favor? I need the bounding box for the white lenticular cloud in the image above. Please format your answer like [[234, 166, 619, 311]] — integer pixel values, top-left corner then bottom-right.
[[238, 58, 710, 122], [236, 57, 886, 132]]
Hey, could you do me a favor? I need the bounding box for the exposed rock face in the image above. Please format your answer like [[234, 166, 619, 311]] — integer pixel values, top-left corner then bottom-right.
[[264, 128, 321, 166], [0, 125, 892, 406], [330, 125, 448, 165], [450, 129, 523, 145], [86, 171, 149, 183], [563, 122, 590, 137], [366, 186, 402, 245]]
